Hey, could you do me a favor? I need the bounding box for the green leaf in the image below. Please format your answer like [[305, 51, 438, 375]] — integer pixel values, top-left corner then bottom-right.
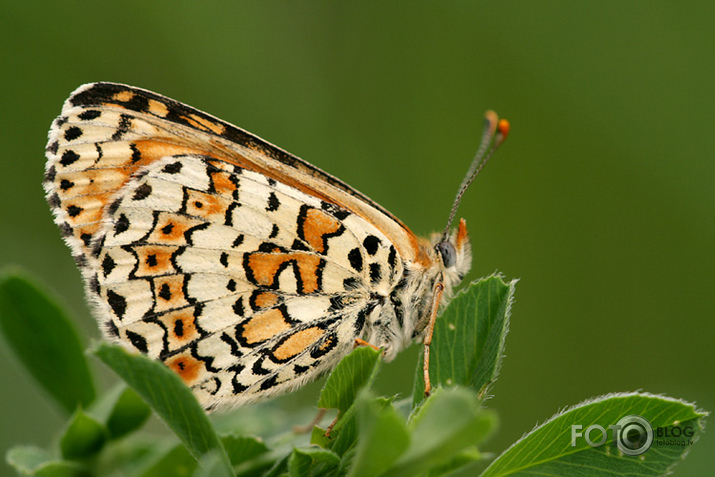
[[7, 446, 53, 473], [33, 461, 90, 477], [426, 447, 483, 477], [222, 434, 270, 466], [192, 450, 234, 477], [321, 404, 358, 457], [384, 387, 496, 477], [6, 446, 89, 477], [138, 443, 197, 477], [318, 345, 382, 414], [261, 454, 290, 477], [323, 396, 394, 458], [288, 446, 340, 477], [481, 392, 709, 477], [310, 426, 330, 449], [414, 276, 515, 407], [347, 392, 410, 477], [137, 431, 265, 476], [60, 409, 108, 460], [0, 269, 95, 413], [105, 386, 151, 439], [89, 384, 152, 439], [93, 342, 232, 474]]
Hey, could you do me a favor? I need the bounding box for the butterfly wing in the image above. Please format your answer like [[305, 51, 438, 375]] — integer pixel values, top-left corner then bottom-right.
[[45, 82, 422, 264], [45, 83, 413, 409]]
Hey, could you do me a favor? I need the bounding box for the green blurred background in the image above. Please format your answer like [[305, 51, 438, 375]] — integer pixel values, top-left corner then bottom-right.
[[1, 1, 713, 474]]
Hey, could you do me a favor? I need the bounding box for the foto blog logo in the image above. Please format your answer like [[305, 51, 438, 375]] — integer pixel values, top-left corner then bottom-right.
[[571, 415, 654, 456]]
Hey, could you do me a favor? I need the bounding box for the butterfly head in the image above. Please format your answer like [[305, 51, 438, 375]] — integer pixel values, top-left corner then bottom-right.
[[434, 217, 472, 287], [434, 111, 509, 289]]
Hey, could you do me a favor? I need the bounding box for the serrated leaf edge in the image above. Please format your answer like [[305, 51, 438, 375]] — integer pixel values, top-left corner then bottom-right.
[[481, 391, 708, 477]]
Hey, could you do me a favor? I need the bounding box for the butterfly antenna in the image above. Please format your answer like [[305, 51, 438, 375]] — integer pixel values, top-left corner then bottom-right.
[[441, 111, 510, 241]]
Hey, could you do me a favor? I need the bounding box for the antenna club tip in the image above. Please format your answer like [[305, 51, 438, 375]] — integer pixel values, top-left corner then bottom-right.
[[484, 110, 499, 123], [497, 119, 510, 138], [496, 119, 510, 146]]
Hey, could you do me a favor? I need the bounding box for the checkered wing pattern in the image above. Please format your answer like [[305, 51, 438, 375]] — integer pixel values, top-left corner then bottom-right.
[[45, 83, 406, 409]]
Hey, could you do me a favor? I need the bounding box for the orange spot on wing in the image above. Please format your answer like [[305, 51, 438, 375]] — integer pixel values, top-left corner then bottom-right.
[[73, 223, 101, 245], [318, 335, 335, 351], [185, 189, 229, 219], [147, 99, 169, 117], [112, 90, 136, 103], [134, 245, 178, 277], [246, 252, 322, 293], [133, 139, 209, 162], [301, 208, 342, 253], [152, 275, 188, 312], [167, 354, 202, 384], [63, 201, 100, 225], [254, 291, 279, 309], [182, 114, 227, 135], [210, 170, 237, 198], [159, 308, 198, 344], [273, 327, 324, 361], [147, 213, 204, 245], [242, 308, 291, 344]]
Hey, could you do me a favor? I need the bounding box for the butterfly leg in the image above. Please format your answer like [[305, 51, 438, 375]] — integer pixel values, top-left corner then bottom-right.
[[293, 408, 328, 434], [422, 281, 445, 397], [354, 337, 381, 352]]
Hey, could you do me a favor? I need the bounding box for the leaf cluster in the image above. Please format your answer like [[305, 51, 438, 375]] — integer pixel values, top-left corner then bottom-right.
[[0, 270, 707, 476]]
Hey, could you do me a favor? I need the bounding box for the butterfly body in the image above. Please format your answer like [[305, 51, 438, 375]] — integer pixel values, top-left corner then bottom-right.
[[44, 83, 479, 410]]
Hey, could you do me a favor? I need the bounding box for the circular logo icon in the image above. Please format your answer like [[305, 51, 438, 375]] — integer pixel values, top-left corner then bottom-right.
[[615, 415, 653, 456]]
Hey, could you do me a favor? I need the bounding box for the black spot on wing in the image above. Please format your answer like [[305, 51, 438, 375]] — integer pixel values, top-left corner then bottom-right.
[[232, 297, 245, 316], [266, 192, 280, 212], [106, 320, 119, 337], [64, 126, 83, 141], [348, 248, 363, 272], [174, 318, 184, 337], [158, 283, 172, 300], [369, 263, 382, 284], [66, 205, 83, 218], [125, 330, 148, 353], [363, 235, 381, 255], [44, 166, 57, 183], [291, 239, 309, 251], [114, 214, 130, 235], [46, 140, 59, 155], [60, 150, 80, 166], [112, 114, 132, 141], [343, 277, 359, 291], [269, 224, 279, 239], [107, 289, 127, 318], [260, 374, 279, 390], [78, 109, 102, 120], [130, 143, 141, 163], [321, 201, 350, 220], [47, 193, 61, 209], [101, 254, 116, 277], [132, 183, 153, 200], [162, 161, 183, 174]]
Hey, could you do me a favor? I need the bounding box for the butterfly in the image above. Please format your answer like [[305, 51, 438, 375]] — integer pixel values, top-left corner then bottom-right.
[[44, 83, 508, 411]]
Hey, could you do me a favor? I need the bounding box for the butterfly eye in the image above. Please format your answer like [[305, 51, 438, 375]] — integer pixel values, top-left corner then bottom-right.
[[436, 241, 456, 268]]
